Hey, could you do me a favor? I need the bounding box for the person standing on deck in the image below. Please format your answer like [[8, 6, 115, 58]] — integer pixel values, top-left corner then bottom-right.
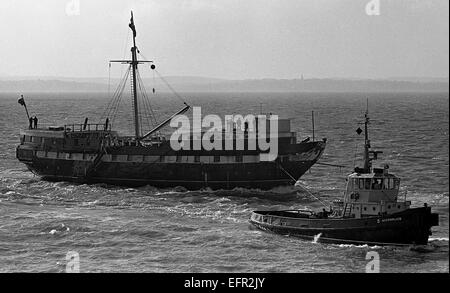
[[29, 117, 33, 129], [33, 116, 38, 129]]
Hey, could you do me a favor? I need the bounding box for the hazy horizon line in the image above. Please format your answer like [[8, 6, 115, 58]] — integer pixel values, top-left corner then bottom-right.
[[1, 74, 449, 82]]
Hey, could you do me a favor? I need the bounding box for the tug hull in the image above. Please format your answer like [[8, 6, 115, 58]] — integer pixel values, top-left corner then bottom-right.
[[250, 207, 439, 245]]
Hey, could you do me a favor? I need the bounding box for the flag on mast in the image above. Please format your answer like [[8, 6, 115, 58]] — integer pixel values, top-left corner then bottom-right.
[[18, 95, 26, 106], [129, 11, 136, 38]]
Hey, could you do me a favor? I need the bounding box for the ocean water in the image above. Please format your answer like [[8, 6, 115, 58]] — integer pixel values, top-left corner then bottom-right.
[[0, 91, 448, 273]]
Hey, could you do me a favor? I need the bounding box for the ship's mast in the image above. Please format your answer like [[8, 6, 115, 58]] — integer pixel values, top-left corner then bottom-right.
[[363, 99, 371, 173], [109, 11, 190, 139], [130, 12, 140, 138], [110, 11, 153, 139]]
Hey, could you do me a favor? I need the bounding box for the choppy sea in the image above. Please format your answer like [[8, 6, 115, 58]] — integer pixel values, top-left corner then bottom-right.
[[0, 92, 448, 272]]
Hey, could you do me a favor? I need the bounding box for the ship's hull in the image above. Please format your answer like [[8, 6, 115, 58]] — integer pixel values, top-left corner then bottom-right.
[[249, 207, 439, 245], [17, 141, 325, 190], [27, 161, 313, 190]]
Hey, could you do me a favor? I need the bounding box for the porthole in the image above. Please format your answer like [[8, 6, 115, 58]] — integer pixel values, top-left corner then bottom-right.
[[364, 207, 367, 211]]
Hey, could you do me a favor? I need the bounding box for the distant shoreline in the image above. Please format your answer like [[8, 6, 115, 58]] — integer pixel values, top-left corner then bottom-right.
[[0, 77, 448, 93]]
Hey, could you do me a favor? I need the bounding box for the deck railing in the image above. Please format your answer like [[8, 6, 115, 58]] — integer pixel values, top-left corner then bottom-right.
[[63, 123, 109, 132], [23, 123, 110, 132]]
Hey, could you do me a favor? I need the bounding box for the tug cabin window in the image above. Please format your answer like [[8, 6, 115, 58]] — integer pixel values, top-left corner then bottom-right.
[[353, 177, 400, 190], [383, 178, 400, 190], [372, 178, 382, 190], [364, 179, 371, 189]]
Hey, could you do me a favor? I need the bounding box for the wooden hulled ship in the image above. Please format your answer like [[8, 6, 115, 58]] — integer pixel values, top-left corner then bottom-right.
[[15, 12, 326, 190], [249, 108, 439, 245]]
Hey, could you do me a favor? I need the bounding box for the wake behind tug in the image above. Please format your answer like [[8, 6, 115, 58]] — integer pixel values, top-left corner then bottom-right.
[[249, 108, 439, 245]]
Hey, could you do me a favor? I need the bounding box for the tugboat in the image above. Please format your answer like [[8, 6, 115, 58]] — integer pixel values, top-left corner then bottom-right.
[[249, 107, 439, 245], [15, 12, 326, 190]]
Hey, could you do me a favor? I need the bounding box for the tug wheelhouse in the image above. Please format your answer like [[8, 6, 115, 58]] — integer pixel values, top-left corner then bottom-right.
[[341, 166, 410, 219]]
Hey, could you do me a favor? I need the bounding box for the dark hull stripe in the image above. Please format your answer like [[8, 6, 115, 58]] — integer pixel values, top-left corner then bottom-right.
[[42, 175, 291, 184]]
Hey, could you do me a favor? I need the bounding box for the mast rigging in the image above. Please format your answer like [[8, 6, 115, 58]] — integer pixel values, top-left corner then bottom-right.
[[109, 11, 153, 139], [106, 11, 190, 140]]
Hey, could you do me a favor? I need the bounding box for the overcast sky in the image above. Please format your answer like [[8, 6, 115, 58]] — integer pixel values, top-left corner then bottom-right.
[[0, 0, 448, 79]]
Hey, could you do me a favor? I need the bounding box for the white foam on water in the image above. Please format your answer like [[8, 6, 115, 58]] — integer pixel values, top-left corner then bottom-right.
[[81, 200, 99, 207], [154, 190, 187, 196], [312, 233, 322, 243], [429, 237, 449, 242], [335, 244, 382, 249]]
